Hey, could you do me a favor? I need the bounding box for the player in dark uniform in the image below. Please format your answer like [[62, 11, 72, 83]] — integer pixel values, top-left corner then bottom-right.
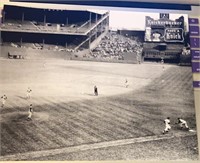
[[27, 104, 33, 120], [94, 86, 98, 96], [125, 79, 129, 88]]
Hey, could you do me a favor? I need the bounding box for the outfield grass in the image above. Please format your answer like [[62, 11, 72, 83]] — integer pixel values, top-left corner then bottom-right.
[[0, 59, 197, 159]]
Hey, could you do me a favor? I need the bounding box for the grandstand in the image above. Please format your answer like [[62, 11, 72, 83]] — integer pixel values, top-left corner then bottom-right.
[[91, 31, 143, 63], [0, 3, 143, 63], [143, 42, 184, 60], [0, 3, 109, 58], [0, 4, 190, 64]]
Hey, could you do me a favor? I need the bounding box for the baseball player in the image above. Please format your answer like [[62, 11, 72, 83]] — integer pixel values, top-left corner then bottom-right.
[[125, 79, 129, 88], [27, 87, 32, 99], [163, 117, 171, 134], [27, 104, 33, 120], [161, 59, 165, 70], [176, 118, 189, 130], [94, 86, 98, 96], [1, 95, 7, 108]]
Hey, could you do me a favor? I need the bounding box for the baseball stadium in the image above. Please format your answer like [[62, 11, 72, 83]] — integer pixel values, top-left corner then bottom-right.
[[0, 0, 198, 161]]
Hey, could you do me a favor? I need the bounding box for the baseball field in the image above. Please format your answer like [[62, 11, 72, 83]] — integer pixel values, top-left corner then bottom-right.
[[0, 59, 198, 160]]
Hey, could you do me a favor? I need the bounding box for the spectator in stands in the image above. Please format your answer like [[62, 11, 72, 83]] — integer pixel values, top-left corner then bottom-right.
[[92, 31, 143, 61]]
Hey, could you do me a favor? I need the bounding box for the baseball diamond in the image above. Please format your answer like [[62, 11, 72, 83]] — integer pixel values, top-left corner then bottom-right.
[[0, 59, 198, 160], [0, 1, 198, 161]]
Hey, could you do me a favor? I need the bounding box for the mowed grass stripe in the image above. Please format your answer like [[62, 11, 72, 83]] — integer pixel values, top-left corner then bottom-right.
[[94, 104, 152, 137], [79, 102, 137, 138], [34, 103, 71, 146], [79, 102, 142, 138], [8, 123, 45, 152], [50, 99, 126, 141], [0, 128, 21, 156], [108, 101, 158, 120], [79, 100, 145, 137], [105, 102, 156, 135], [60, 108, 103, 143], [30, 122, 61, 148], [74, 101, 136, 138], [48, 120, 78, 147], [62, 108, 112, 141], [1, 123, 29, 155], [65, 119, 97, 145], [67, 102, 119, 140], [81, 101, 148, 136], [108, 98, 161, 120], [38, 100, 95, 146], [69, 116, 107, 142], [71, 103, 133, 139], [106, 102, 146, 122], [37, 121, 73, 146]]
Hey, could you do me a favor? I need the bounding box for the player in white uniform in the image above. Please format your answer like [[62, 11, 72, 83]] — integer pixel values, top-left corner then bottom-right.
[[27, 104, 33, 120], [1, 95, 7, 108], [27, 87, 32, 99], [125, 79, 129, 88], [161, 58, 165, 70], [177, 118, 189, 130], [163, 117, 171, 134]]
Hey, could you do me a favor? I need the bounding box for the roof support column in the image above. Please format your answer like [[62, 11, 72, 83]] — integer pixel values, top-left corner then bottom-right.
[[65, 42, 68, 49], [66, 17, 68, 26], [20, 37, 22, 47], [22, 12, 24, 24], [101, 15, 103, 33], [95, 14, 98, 39], [2, 10, 5, 24], [42, 39, 45, 48], [89, 12, 91, 27], [88, 34, 91, 50], [44, 15, 46, 26]]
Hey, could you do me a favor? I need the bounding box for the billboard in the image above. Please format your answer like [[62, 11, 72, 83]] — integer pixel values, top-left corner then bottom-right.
[[145, 14, 185, 42]]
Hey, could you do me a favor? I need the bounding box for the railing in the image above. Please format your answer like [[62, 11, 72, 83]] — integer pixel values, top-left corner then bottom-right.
[[0, 20, 97, 35]]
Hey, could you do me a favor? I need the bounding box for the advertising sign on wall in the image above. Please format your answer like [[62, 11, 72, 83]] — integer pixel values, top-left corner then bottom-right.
[[145, 14, 185, 43]]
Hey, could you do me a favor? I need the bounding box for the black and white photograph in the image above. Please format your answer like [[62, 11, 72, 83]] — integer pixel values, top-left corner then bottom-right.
[[0, 0, 199, 161]]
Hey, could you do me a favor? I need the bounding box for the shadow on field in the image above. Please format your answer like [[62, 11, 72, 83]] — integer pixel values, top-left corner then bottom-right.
[[0, 66, 197, 158], [83, 93, 95, 96], [17, 96, 27, 100]]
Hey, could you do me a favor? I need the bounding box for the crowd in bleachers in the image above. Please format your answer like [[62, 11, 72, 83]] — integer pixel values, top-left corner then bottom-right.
[[91, 32, 143, 60]]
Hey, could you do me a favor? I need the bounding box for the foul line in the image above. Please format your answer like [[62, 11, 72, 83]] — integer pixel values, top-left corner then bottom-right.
[[0, 132, 196, 161]]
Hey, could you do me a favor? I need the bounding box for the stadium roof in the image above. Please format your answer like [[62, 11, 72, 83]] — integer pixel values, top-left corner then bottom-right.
[[2, 1, 108, 15]]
